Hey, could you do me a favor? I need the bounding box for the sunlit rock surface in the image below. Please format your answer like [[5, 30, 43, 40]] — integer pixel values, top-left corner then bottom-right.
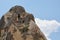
[[0, 5, 47, 40]]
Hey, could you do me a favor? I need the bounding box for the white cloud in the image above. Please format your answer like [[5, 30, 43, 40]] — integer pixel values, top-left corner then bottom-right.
[[35, 18, 60, 40]]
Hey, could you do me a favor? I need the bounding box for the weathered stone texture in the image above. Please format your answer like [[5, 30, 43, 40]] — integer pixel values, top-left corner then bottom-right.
[[0, 5, 47, 40]]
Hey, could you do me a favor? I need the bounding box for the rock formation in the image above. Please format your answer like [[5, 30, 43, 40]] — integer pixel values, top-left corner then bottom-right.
[[0, 5, 47, 40]]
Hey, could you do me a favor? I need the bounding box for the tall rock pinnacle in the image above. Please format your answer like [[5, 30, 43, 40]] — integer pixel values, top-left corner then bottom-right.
[[0, 5, 47, 40]]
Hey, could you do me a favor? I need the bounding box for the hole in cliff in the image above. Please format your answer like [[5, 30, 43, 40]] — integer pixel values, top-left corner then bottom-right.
[[22, 20, 24, 23], [18, 14, 20, 19]]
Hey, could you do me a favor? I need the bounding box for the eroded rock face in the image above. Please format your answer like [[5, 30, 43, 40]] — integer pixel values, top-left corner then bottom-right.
[[0, 5, 47, 40]]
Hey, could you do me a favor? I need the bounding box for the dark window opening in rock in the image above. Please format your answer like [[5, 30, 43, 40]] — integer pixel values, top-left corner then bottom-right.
[[22, 20, 24, 23], [18, 14, 20, 19]]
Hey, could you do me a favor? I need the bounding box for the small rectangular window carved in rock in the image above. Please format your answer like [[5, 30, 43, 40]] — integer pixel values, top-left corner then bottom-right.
[[18, 14, 20, 19]]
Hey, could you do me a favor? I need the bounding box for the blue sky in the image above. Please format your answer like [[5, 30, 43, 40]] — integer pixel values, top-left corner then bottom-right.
[[0, 0, 60, 40]]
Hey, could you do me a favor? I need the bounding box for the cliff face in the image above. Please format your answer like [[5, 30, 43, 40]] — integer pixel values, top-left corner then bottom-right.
[[0, 5, 47, 40]]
